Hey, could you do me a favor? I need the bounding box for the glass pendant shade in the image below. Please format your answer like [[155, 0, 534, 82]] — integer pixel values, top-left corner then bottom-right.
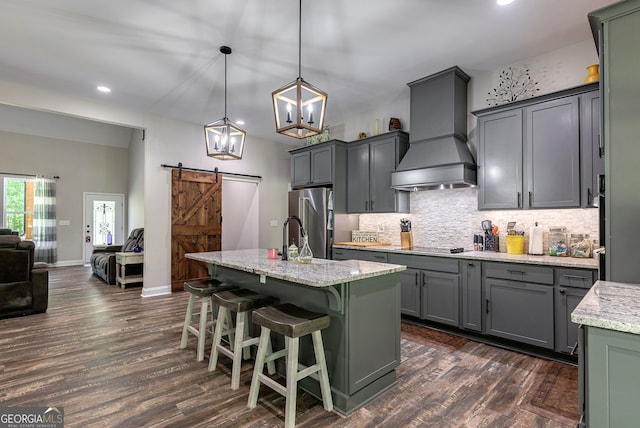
[[272, 77, 327, 138], [205, 118, 245, 160], [204, 45, 246, 160]]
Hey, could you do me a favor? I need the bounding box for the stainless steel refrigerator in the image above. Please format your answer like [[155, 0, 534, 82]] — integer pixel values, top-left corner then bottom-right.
[[288, 188, 356, 259]]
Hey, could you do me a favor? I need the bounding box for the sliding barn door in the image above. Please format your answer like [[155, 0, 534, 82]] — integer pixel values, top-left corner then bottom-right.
[[171, 169, 222, 292]]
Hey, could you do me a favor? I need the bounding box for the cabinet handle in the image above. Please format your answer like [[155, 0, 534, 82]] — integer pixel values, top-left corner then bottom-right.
[[571, 341, 579, 356], [415, 271, 419, 285], [559, 288, 567, 294], [507, 269, 525, 275], [528, 191, 533, 207], [598, 133, 604, 158], [517, 192, 521, 208], [468, 262, 474, 267], [587, 188, 593, 206], [486, 298, 490, 314], [373, 255, 385, 260], [365, 200, 368, 211], [370, 200, 374, 211]]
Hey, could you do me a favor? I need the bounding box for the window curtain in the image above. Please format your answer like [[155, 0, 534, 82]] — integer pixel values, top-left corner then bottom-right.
[[33, 177, 57, 264]]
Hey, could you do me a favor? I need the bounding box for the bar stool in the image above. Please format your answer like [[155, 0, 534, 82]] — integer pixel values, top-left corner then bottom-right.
[[248, 303, 333, 428], [180, 279, 236, 362], [209, 289, 276, 390]]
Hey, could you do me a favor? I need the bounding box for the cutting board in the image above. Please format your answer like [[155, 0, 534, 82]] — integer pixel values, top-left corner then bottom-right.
[[334, 241, 391, 247]]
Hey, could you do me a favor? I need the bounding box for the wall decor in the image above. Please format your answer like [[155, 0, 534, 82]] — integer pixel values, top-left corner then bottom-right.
[[486, 66, 540, 106]]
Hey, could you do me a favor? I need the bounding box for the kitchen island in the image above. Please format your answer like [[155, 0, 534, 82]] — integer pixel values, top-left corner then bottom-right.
[[572, 280, 640, 427], [186, 249, 406, 415]]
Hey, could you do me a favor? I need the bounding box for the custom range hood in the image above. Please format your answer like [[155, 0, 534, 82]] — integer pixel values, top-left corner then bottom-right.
[[392, 66, 476, 190]]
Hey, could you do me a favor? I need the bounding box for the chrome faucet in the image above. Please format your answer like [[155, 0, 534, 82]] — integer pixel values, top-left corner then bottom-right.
[[282, 216, 305, 260]]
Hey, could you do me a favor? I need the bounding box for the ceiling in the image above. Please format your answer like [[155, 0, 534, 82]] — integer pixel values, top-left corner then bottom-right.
[[0, 0, 615, 144]]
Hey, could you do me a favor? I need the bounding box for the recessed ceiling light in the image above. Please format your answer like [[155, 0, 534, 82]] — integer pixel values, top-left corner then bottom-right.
[[236, 120, 245, 125], [97, 85, 111, 93], [497, 0, 515, 5]]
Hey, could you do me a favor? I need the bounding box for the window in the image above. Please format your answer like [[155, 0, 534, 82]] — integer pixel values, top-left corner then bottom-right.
[[3, 177, 35, 238]]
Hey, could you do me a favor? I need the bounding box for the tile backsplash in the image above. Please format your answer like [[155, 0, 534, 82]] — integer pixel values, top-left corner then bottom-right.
[[358, 187, 599, 254]]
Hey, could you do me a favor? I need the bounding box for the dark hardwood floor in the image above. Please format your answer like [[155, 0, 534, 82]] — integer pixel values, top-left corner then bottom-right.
[[0, 266, 579, 427]]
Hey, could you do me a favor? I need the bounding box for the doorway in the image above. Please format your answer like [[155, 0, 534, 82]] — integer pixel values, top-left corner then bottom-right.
[[83, 192, 125, 264]]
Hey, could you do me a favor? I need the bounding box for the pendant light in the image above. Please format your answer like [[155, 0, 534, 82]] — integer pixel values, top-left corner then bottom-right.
[[204, 46, 246, 160], [272, 0, 327, 139]]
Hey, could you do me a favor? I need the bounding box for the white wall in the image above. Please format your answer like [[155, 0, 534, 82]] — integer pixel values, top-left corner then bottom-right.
[[128, 128, 145, 230], [0, 129, 129, 264], [0, 79, 291, 296]]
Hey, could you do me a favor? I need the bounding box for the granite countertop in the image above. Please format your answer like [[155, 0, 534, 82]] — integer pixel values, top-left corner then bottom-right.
[[571, 280, 640, 335], [186, 249, 406, 288], [333, 244, 599, 269]]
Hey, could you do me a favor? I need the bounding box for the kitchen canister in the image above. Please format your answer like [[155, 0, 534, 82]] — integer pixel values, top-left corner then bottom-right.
[[528, 222, 544, 255], [506, 235, 524, 254], [549, 226, 569, 257]]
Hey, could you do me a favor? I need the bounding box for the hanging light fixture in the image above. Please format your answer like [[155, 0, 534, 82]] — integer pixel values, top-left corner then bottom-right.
[[204, 46, 246, 160], [272, 0, 327, 139]]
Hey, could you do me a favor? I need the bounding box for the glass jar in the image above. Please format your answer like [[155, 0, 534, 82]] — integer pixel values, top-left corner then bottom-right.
[[298, 236, 313, 263], [570, 233, 592, 258], [287, 241, 298, 261], [549, 227, 568, 257]]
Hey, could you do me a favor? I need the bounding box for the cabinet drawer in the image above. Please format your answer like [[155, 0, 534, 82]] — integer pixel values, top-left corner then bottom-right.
[[484, 262, 553, 285], [556, 268, 596, 289], [334, 248, 388, 263], [388, 254, 459, 274]]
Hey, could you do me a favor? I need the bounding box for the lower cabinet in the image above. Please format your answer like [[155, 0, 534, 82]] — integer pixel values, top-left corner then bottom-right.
[[398, 268, 421, 317], [461, 260, 482, 332], [554, 268, 596, 354], [586, 326, 640, 427], [332, 248, 387, 263], [388, 254, 460, 327]]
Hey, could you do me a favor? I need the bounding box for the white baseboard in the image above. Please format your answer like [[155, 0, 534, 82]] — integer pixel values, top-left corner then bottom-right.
[[140, 285, 172, 297]]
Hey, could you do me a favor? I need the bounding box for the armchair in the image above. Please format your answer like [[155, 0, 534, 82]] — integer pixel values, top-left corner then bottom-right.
[[0, 234, 49, 319], [90, 228, 144, 285]]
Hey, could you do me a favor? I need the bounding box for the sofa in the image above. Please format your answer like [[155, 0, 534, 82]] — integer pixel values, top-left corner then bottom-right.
[[90, 228, 144, 285], [0, 234, 49, 319]]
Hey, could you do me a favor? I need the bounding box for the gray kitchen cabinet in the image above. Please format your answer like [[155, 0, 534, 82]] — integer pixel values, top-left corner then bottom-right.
[[461, 259, 482, 332], [332, 248, 388, 263], [590, 0, 640, 282], [398, 268, 421, 317], [555, 268, 595, 354], [526, 95, 581, 208], [347, 131, 409, 213], [474, 85, 597, 210], [289, 140, 348, 212], [484, 262, 554, 349], [388, 253, 460, 327], [477, 109, 523, 209], [585, 326, 640, 428], [579, 88, 602, 207]]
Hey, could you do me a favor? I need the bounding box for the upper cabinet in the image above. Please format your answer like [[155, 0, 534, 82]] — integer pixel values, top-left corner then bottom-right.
[[289, 140, 347, 211], [473, 83, 600, 210], [347, 131, 410, 213]]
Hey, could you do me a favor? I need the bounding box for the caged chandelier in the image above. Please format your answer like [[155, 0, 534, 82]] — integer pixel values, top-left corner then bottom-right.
[[272, 0, 327, 139], [204, 46, 246, 160]]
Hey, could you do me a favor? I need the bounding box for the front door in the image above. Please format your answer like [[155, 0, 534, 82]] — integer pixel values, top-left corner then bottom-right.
[[83, 193, 125, 264], [171, 169, 222, 292]]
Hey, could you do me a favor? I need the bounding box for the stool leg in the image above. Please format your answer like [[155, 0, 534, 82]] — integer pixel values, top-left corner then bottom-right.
[[248, 327, 271, 409], [180, 294, 196, 349], [197, 297, 209, 361], [231, 311, 247, 390], [284, 336, 299, 428], [266, 333, 276, 375], [242, 319, 251, 360], [208, 307, 228, 372], [312, 330, 333, 411], [226, 309, 235, 352]]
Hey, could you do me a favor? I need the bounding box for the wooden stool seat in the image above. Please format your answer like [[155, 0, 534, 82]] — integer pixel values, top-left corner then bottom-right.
[[248, 303, 333, 428], [180, 279, 236, 362], [209, 289, 275, 390], [251, 303, 330, 338]]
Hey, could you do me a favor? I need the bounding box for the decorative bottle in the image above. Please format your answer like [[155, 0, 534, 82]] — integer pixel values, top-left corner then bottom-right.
[[107, 231, 113, 245], [298, 235, 313, 264], [287, 241, 298, 261]]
